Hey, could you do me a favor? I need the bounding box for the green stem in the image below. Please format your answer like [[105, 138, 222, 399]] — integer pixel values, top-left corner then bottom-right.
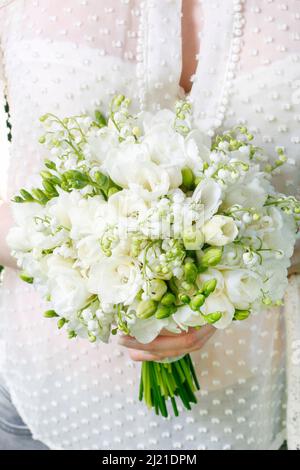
[[139, 354, 200, 418]]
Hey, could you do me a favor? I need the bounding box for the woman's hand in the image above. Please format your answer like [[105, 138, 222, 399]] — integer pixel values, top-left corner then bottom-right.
[[118, 325, 216, 362]]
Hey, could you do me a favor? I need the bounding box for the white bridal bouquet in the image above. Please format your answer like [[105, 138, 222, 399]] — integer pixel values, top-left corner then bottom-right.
[[8, 96, 300, 417]]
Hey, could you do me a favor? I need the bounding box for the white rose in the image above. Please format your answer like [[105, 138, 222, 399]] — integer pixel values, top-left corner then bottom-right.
[[184, 129, 211, 172], [202, 215, 238, 246], [47, 189, 82, 230], [173, 305, 206, 329], [86, 126, 119, 165], [223, 269, 261, 309], [7, 202, 45, 252], [108, 189, 149, 236], [75, 235, 106, 269], [69, 195, 109, 240], [127, 314, 170, 344], [104, 143, 170, 200], [192, 178, 222, 222], [47, 255, 89, 318], [201, 293, 235, 329], [222, 174, 271, 210], [88, 255, 142, 305]]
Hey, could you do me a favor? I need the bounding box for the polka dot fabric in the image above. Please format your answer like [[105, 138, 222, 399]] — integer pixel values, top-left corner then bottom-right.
[[0, 0, 299, 450]]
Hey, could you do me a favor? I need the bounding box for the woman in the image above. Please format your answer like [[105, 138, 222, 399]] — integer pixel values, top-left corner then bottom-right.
[[0, 0, 299, 450]]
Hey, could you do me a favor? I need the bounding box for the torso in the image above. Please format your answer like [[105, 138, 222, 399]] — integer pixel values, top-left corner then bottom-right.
[[0, 0, 299, 450]]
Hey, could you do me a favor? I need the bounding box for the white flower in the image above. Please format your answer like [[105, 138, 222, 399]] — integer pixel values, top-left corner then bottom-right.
[[75, 235, 106, 269], [222, 174, 271, 210], [47, 255, 89, 318], [88, 255, 142, 305], [108, 189, 149, 236], [184, 129, 211, 172], [7, 202, 45, 252], [69, 195, 108, 240], [201, 293, 235, 329], [86, 127, 118, 165], [47, 189, 82, 230], [192, 178, 222, 222], [142, 119, 185, 187], [173, 305, 206, 329], [127, 314, 170, 344], [104, 143, 170, 200], [257, 259, 289, 301], [223, 269, 261, 309], [242, 251, 259, 267], [202, 215, 238, 246]]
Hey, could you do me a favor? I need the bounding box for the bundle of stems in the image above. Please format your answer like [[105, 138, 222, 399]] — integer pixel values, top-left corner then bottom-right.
[[139, 354, 200, 418]]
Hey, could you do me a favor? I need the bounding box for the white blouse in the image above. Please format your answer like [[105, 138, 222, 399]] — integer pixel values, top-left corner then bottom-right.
[[0, 0, 300, 450]]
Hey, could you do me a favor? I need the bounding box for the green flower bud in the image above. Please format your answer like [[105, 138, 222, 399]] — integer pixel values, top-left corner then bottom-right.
[[43, 180, 59, 197], [136, 290, 143, 301], [95, 110, 107, 127], [107, 187, 120, 198], [233, 309, 250, 321], [137, 300, 158, 319], [68, 330, 77, 339], [183, 228, 204, 250], [44, 160, 57, 171], [149, 279, 167, 301], [168, 278, 179, 295], [184, 262, 198, 284], [182, 281, 193, 291], [57, 318, 67, 329], [194, 176, 202, 186], [132, 126, 141, 138], [181, 167, 195, 190], [155, 305, 173, 319], [31, 188, 49, 204], [19, 273, 34, 284], [39, 135, 46, 144], [63, 170, 90, 189], [203, 312, 222, 324], [201, 278, 217, 297], [94, 171, 109, 188], [44, 310, 58, 318], [190, 294, 206, 311], [88, 333, 97, 343], [179, 294, 191, 304], [114, 94, 125, 107], [13, 196, 25, 204], [20, 189, 35, 202], [161, 292, 176, 306], [200, 247, 223, 267], [262, 297, 272, 306]]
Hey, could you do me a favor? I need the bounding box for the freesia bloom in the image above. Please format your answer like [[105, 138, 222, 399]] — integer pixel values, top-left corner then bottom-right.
[[88, 255, 142, 305], [202, 215, 238, 246]]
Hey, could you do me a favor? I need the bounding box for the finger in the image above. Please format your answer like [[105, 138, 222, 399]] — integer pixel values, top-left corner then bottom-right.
[[119, 325, 214, 353], [159, 328, 186, 337], [128, 349, 162, 362]]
